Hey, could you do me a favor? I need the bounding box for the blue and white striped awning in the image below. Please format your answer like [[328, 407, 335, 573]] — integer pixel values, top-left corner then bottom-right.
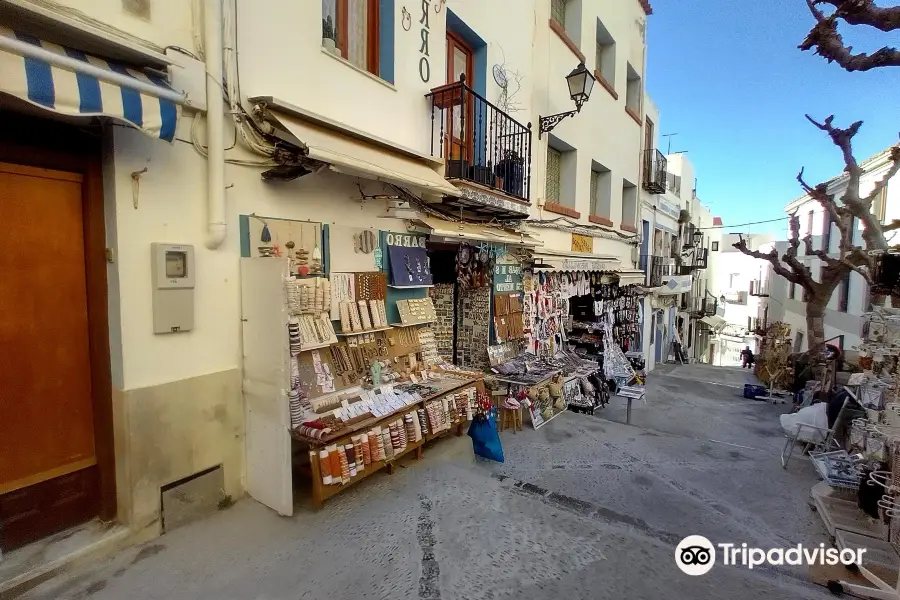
[[0, 26, 183, 142]]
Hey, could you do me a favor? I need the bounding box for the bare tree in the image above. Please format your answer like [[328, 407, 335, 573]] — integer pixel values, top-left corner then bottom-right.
[[733, 0, 900, 353]]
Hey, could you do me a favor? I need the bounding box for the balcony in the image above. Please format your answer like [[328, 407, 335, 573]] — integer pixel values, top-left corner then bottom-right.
[[723, 290, 749, 305], [749, 279, 769, 297], [642, 149, 666, 194], [693, 247, 709, 270], [641, 255, 677, 287], [426, 76, 532, 208], [682, 293, 718, 317]]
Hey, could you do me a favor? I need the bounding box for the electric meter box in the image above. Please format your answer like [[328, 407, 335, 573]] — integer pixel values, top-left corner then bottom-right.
[[151, 243, 195, 334]]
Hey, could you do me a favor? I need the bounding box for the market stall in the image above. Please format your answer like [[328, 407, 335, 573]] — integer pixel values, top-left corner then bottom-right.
[[240, 222, 486, 514], [407, 217, 537, 372]]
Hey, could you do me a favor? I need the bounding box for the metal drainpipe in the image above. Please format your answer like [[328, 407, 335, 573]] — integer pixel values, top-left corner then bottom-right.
[[204, 0, 226, 249]]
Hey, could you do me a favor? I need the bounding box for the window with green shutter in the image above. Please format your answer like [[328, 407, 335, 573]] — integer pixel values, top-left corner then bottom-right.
[[550, 0, 566, 27]]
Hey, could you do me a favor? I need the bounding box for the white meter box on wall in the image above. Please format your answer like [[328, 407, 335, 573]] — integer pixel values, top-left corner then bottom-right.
[[151, 243, 195, 334]]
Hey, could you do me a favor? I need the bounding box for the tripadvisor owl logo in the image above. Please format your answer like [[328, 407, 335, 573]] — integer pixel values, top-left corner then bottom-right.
[[675, 535, 715, 576], [674, 535, 866, 575]]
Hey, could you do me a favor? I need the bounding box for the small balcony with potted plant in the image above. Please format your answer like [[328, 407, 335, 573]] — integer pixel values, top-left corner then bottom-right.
[[425, 74, 532, 220]]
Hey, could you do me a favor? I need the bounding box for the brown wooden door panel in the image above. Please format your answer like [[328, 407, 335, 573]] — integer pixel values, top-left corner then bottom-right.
[[0, 466, 99, 550], [0, 163, 96, 492]]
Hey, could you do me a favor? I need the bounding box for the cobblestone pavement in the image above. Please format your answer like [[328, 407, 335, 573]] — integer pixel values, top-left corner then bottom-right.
[[19, 363, 833, 600]]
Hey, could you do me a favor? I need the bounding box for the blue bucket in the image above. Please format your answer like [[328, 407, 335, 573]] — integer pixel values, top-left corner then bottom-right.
[[743, 384, 766, 399]]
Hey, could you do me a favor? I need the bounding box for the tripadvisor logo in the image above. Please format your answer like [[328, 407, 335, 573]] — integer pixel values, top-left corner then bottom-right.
[[675, 536, 865, 576]]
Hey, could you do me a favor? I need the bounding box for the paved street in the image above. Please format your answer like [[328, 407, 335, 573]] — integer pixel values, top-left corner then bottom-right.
[[20, 364, 832, 600]]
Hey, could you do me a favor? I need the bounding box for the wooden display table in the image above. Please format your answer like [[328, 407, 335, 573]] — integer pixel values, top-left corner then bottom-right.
[[302, 377, 478, 509]]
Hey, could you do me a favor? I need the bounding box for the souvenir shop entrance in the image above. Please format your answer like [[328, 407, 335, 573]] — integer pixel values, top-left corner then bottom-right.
[[425, 240, 528, 373]]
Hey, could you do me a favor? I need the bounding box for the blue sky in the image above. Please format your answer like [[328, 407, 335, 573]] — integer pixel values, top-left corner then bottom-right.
[[646, 0, 900, 236]]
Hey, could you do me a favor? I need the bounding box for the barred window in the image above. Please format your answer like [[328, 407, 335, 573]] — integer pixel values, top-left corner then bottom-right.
[[546, 147, 562, 203]]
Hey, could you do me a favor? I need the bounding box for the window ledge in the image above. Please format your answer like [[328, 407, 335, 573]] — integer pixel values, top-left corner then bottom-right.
[[321, 46, 396, 91], [620, 222, 637, 233], [594, 70, 618, 100], [545, 202, 581, 219], [549, 20, 586, 64], [625, 105, 642, 125], [589, 214, 613, 227]]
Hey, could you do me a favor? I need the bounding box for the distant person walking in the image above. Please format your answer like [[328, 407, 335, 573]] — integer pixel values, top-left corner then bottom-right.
[[741, 346, 755, 369]]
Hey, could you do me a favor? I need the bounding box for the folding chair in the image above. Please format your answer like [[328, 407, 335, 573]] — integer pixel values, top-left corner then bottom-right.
[[781, 396, 850, 468]]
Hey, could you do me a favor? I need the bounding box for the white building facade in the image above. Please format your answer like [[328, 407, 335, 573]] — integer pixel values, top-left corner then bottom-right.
[[707, 233, 773, 366], [636, 116, 715, 370], [0, 0, 658, 559]]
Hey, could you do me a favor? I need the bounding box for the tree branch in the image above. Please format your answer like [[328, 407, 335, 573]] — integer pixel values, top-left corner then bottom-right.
[[797, 166, 851, 243], [842, 246, 875, 284], [813, 0, 900, 32], [805, 115, 863, 173], [782, 214, 816, 281], [804, 233, 842, 267], [732, 235, 804, 285], [800, 1, 900, 70], [883, 219, 900, 233]]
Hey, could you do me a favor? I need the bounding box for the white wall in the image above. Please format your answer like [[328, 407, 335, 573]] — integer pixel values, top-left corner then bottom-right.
[[24, 0, 195, 51], [534, 0, 647, 230]]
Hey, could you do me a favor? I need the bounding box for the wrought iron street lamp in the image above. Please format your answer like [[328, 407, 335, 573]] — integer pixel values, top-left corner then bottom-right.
[[692, 230, 703, 246], [538, 62, 596, 138]]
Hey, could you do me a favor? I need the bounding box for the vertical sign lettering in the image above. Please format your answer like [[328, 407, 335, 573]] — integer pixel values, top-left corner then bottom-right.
[[419, 0, 431, 82]]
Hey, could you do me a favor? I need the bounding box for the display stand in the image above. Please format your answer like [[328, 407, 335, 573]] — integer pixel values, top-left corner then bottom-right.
[[303, 377, 476, 508], [241, 258, 484, 514]]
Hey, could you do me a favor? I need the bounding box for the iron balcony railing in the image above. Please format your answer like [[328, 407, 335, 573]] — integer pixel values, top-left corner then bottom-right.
[[642, 149, 666, 194], [680, 294, 717, 317], [749, 279, 769, 296], [641, 255, 677, 287], [693, 247, 709, 270], [426, 74, 532, 203]]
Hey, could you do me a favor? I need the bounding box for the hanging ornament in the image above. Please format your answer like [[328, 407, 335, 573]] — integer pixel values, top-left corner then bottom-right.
[[261, 223, 272, 243]]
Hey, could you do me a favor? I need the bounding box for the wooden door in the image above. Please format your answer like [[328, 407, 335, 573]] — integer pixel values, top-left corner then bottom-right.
[[446, 32, 474, 163], [0, 162, 100, 550]]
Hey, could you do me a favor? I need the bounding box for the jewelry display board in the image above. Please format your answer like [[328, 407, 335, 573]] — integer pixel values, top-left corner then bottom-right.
[[429, 283, 455, 361], [457, 286, 491, 370]]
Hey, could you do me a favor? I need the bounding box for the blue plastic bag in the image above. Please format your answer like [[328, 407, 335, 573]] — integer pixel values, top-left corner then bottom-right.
[[468, 413, 504, 463]]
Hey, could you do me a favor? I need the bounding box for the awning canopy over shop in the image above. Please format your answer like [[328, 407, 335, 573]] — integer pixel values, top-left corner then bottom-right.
[[614, 270, 646, 286], [410, 216, 541, 247], [700, 315, 728, 332], [532, 249, 620, 272], [0, 25, 183, 141], [261, 104, 461, 201]]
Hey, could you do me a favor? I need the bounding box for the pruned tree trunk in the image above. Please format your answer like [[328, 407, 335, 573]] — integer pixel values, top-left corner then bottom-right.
[[806, 296, 827, 353]]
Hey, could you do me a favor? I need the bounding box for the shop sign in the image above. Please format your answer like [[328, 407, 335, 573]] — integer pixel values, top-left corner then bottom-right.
[[658, 199, 680, 220], [385, 233, 427, 248], [493, 260, 523, 293], [571, 233, 593, 253], [418, 0, 431, 82], [559, 259, 610, 271], [456, 184, 530, 217]]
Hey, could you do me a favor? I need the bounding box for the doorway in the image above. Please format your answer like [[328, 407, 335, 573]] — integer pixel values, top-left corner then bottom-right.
[[0, 115, 114, 552], [446, 30, 474, 162]]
